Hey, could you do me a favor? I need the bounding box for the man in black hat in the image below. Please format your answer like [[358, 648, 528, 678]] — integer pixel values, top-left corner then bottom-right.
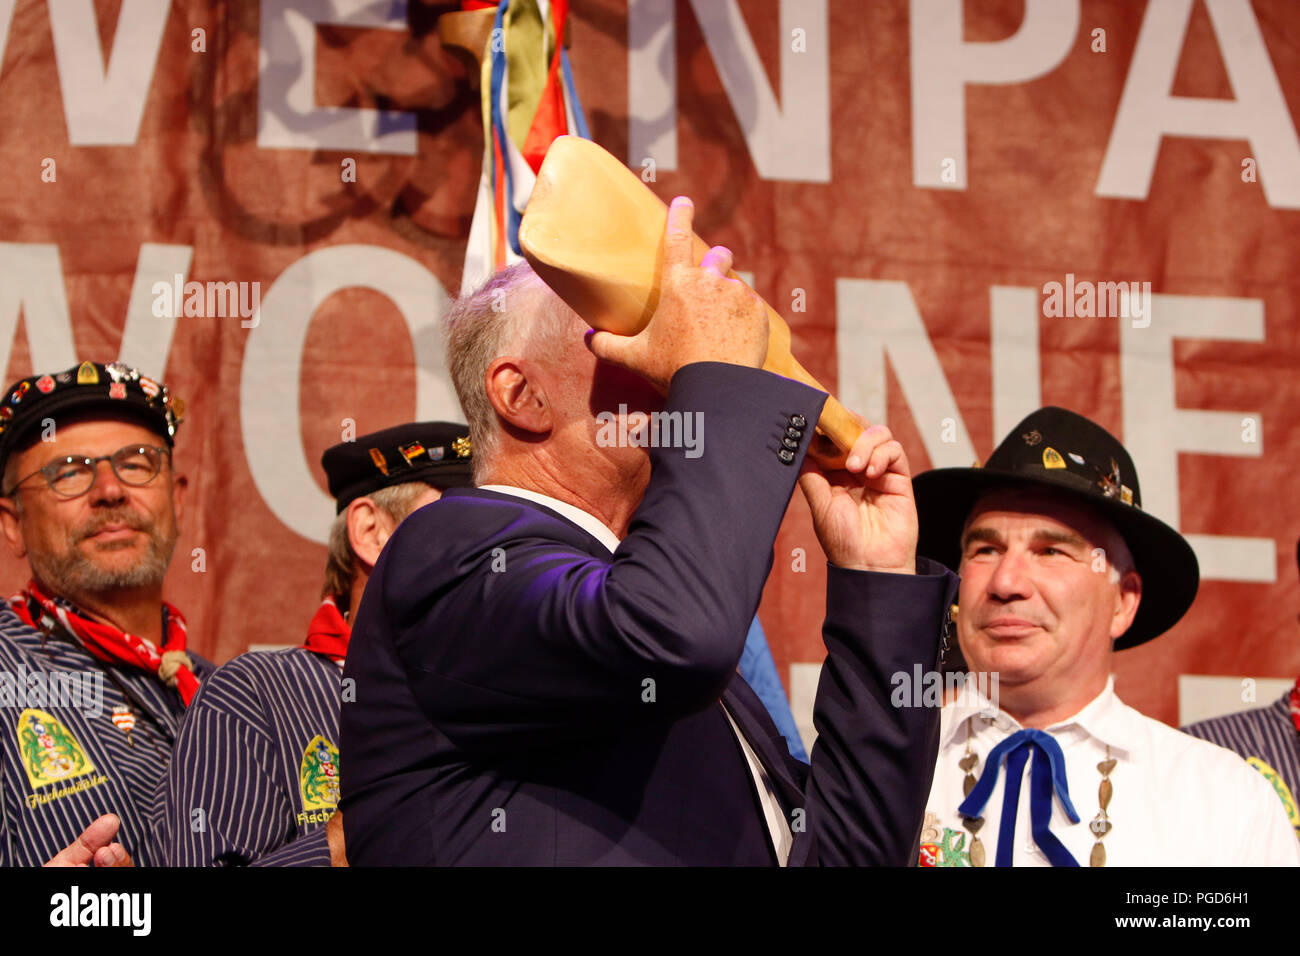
[[1182, 534, 1300, 846], [0, 361, 210, 866], [160, 422, 472, 866], [911, 407, 1298, 866]]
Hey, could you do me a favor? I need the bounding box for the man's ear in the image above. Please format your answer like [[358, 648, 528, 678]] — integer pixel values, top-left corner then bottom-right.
[[345, 497, 396, 572], [170, 470, 189, 526], [1110, 569, 1143, 641], [485, 358, 552, 438], [0, 497, 27, 560]]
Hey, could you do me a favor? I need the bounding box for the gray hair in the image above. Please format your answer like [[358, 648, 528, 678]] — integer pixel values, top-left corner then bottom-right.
[[322, 481, 433, 615], [1102, 530, 1136, 585], [444, 262, 574, 480]]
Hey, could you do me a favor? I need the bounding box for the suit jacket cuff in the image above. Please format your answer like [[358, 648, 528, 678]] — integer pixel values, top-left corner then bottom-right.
[[824, 556, 959, 675], [661, 362, 828, 476]]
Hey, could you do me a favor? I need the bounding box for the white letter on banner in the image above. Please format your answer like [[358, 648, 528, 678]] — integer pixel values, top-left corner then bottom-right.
[[240, 246, 459, 543], [1120, 294, 1273, 583], [910, 0, 1079, 189], [835, 278, 975, 468], [0, 243, 190, 382], [0, 245, 78, 375], [118, 244, 193, 379], [628, 0, 677, 171], [258, 0, 416, 154], [989, 286, 1042, 442], [1097, 0, 1300, 209], [0, 0, 15, 72], [628, 0, 829, 182], [48, 0, 171, 145]]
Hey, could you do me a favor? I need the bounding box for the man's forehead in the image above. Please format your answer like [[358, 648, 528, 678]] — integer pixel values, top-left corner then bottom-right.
[[962, 487, 1113, 541], [17, 415, 167, 460]]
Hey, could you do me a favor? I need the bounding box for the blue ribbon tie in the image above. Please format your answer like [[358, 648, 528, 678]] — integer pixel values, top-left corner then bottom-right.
[[957, 728, 1081, 867]]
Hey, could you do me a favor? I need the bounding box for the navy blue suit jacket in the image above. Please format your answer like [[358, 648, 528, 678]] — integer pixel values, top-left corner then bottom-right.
[[340, 363, 957, 865]]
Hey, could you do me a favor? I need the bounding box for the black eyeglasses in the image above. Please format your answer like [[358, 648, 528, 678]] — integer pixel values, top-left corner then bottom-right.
[[4, 445, 172, 499]]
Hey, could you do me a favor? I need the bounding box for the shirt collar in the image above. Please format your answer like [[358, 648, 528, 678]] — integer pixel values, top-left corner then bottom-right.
[[478, 484, 622, 554], [944, 674, 1138, 758]]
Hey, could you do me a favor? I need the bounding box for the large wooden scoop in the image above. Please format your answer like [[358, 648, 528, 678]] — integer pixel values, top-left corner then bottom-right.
[[519, 135, 860, 468]]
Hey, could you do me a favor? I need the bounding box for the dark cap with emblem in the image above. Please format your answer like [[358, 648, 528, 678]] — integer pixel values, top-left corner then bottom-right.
[[0, 361, 183, 470], [322, 421, 473, 512], [913, 406, 1198, 650]]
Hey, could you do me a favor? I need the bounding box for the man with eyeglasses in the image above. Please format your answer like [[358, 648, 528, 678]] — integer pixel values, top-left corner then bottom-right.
[[0, 361, 210, 866]]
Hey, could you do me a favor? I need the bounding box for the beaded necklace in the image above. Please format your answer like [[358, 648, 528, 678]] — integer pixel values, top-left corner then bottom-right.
[[957, 716, 1114, 866]]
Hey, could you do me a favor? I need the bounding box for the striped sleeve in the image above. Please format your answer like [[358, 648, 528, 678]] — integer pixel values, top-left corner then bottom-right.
[[162, 650, 346, 867], [163, 704, 290, 866], [250, 825, 331, 867], [0, 761, 11, 866]]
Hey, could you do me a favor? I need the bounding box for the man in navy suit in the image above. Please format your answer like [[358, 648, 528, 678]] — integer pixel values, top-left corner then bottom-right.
[[340, 198, 958, 865]]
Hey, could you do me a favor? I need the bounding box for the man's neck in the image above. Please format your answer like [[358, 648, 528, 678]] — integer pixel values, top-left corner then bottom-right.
[[995, 676, 1110, 730], [346, 571, 371, 623], [481, 453, 640, 539], [48, 582, 166, 643]]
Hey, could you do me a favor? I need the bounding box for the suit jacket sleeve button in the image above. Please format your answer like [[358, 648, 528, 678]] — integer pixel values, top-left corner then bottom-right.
[[790, 414, 807, 429], [777, 448, 795, 464], [786, 426, 802, 440], [782, 436, 798, 450]]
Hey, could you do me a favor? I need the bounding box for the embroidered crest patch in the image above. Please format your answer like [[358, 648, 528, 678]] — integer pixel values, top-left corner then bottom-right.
[[17, 708, 96, 789], [1245, 756, 1299, 837], [299, 734, 341, 812], [918, 811, 971, 867]]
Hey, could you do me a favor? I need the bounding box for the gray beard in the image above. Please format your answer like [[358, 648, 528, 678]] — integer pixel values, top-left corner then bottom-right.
[[28, 510, 177, 597]]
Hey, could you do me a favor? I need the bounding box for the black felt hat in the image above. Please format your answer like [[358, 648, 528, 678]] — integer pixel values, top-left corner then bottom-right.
[[913, 406, 1199, 650], [322, 422, 474, 512], [0, 362, 183, 472]]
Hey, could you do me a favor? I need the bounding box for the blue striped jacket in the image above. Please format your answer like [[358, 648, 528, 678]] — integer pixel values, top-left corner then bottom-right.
[[0, 603, 211, 866], [161, 647, 341, 866]]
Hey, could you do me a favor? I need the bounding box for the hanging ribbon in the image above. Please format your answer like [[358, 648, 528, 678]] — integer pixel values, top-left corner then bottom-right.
[[462, 0, 591, 293], [958, 728, 1081, 867]]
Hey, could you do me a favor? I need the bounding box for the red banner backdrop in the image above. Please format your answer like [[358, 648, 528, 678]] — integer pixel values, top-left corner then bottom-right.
[[0, 0, 1296, 731]]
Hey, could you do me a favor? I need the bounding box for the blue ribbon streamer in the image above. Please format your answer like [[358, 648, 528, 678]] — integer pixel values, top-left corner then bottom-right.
[[487, 2, 521, 255], [488, 5, 592, 258], [560, 49, 590, 139]]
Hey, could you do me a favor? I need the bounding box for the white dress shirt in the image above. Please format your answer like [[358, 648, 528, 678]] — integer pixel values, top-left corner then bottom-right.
[[920, 676, 1300, 867], [479, 484, 794, 864]]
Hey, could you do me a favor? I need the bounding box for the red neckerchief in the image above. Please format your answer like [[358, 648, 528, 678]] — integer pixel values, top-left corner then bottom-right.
[[302, 597, 350, 663], [9, 579, 199, 706], [1290, 676, 1300, 736]]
